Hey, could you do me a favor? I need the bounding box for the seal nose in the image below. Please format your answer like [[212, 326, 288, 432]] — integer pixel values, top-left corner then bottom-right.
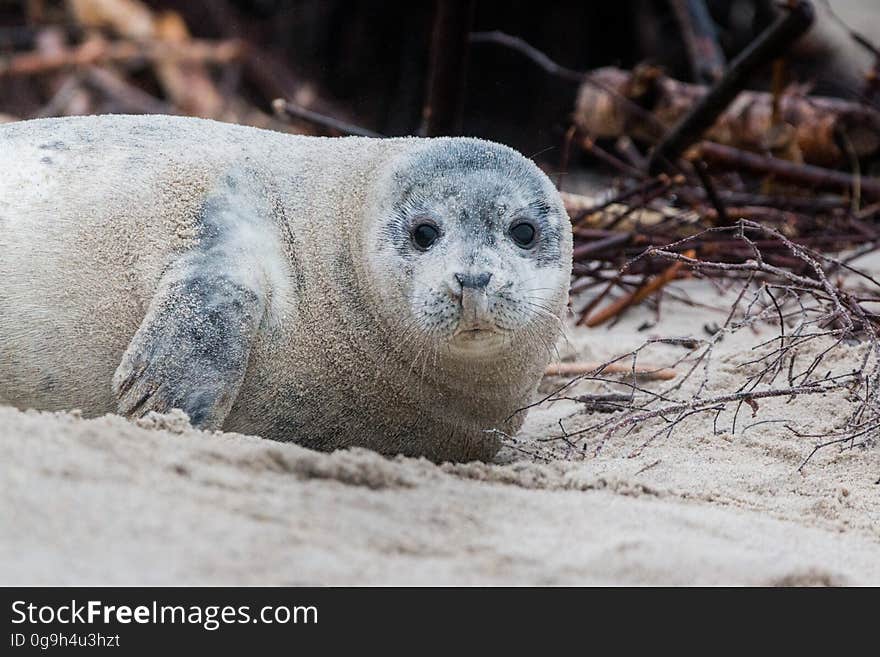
[[455, 272, 492, 290], [454, 272, 494, 332]]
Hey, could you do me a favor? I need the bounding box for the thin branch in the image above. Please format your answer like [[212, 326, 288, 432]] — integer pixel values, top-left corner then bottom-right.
[[272, 99, 383, 138]]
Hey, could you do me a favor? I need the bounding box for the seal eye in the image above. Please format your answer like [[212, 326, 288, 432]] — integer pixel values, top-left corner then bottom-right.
[[509, 221, 537, 248], [412, 222, 439, 250]]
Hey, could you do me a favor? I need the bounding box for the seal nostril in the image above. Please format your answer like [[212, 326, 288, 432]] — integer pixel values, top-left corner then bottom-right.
[[455, 272, 492, 289]]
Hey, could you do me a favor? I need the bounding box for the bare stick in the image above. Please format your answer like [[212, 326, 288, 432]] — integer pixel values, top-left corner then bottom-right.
[[583, 249, 694, 326], [470, 31, 667, 138], [272, 99, 383, 138], [545, 361, 677, 381], [468, 30, 585, 82], [669, 0, 726, 83], [697, 141, 880, 200]]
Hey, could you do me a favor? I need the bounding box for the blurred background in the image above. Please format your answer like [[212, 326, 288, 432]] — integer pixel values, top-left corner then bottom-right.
[[1, 0, 878, 170]]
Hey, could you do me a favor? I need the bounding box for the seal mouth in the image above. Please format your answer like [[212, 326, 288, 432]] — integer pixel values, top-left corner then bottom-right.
[[455, 327, 495, 338], [449, 325, 508, 355], [452, 323, 503, 343]]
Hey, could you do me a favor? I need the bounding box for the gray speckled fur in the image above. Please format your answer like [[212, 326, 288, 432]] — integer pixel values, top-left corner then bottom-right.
[[0, 115, 572, 462]]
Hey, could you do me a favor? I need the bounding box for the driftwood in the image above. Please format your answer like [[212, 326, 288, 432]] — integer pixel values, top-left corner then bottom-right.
[[648, 0, 815, 172], [82, 66, 175, 115], [581, 250, 695, 327], [68, 0, 156, 39], [544, 361, 677, 381], [0, 35, 245, 78], [574, 65, 880, 167], [694, 141, 880, 200], [152, 11, 226, 118]]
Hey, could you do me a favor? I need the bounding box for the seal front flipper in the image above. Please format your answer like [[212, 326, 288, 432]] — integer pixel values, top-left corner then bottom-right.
[[112, 272, 263, 428], [112, 168, 284, 429]]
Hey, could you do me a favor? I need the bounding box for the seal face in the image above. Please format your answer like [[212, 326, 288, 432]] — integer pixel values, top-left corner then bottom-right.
[[0, 115, 572, 462], [367, 139, 569, 359]]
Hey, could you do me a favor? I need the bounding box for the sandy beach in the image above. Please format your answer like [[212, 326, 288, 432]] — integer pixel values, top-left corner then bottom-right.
[[3, 268, 878, 586]]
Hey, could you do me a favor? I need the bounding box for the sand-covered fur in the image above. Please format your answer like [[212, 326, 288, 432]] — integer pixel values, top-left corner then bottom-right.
[[0, 115, 571, 461]]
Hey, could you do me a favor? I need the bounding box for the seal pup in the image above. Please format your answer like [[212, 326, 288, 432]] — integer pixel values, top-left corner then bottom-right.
[[0, 115, 572, 461]]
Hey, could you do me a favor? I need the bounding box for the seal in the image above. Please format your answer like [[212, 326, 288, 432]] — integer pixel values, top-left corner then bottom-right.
[[0, 115, 572, 462]]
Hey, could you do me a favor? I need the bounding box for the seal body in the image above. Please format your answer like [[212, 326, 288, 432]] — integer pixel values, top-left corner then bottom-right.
[[0, 115, 571, 461]]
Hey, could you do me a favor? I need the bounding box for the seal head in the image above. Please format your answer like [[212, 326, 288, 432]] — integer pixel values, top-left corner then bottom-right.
[[363, 138, 571, 362]]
